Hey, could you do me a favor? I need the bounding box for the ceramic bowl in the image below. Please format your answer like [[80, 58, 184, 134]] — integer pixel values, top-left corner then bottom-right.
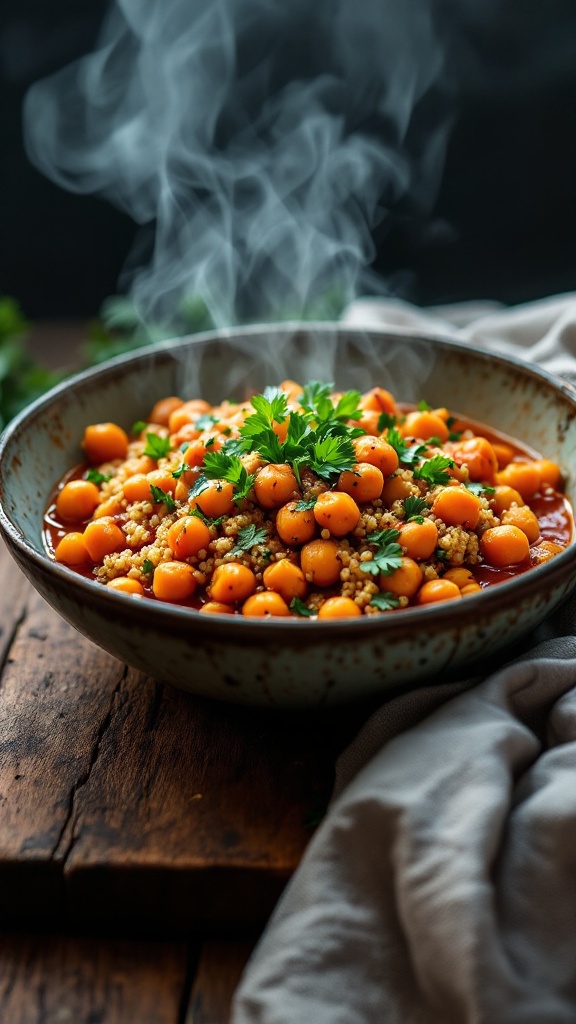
[[1, 323, 576, 708]]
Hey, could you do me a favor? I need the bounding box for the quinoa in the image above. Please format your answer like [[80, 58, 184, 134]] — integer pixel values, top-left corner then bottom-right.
[[47, 381, 571, 618]]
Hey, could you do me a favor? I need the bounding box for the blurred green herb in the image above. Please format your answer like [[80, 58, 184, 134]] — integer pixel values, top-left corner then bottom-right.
[[0, 297, 61, 430]]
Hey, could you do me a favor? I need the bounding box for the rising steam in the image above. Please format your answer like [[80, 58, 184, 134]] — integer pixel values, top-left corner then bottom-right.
[[23, 0, 452, 329]]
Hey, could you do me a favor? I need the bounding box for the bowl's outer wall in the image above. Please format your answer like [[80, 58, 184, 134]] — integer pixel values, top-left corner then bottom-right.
[[2, 325, 576, 707]]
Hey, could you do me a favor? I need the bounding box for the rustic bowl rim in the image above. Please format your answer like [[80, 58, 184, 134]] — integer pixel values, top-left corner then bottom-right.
[[1, 320, 576, 642]]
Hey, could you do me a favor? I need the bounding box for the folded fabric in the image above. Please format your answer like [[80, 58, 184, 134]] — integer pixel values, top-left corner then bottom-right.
[[232, 295, 576, 1024]]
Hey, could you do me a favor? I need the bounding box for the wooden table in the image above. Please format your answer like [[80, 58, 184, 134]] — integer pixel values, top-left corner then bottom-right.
[[0, 322, 373, 1020]]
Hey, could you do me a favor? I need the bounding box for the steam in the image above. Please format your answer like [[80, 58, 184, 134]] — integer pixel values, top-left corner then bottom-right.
[[23, 0, 452, 329]]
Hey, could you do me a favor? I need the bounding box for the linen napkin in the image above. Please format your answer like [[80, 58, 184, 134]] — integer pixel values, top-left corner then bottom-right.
[[232, 293, 576, 1024]]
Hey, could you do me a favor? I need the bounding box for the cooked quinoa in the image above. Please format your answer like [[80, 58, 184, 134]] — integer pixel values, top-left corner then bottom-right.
[[46, 381, 570, 618]]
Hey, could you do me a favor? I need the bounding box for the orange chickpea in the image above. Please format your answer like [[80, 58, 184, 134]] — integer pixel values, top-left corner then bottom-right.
[[56, 480, 101, 521], [317, 596, 362, 619], [490, 485, 525, 515], [416, 579, 462, 605], [401, 410, 449, 443], [263, 560, 307, 602], [242, 592, 291, 618], [82, 422, 129, 464], [200, 601, 234, 615], [448, 437, 498, 484], [254, 464, 300, 509], [148, 396, 183, 426], [496, 462, 541, 501], [431, 487, 482, 529], [399, 519, 438, 560], [480, 525, 530, 567], [353, 436, 399, 477], [381, 475, 412, 504], [210, 563, 257, 604], [360, 387, 398, 416], [83, 518, 126, 562], [190, 480, 236, 518], [300, 539, 342, 587], [152, 561, 197, 602], [382, 556, 423, 598], [107, 577, 144, 596], [461, 582, 483, 596], [532, 458, 562, 489], [93, 495, 125, 519], [491, 441, 515, 470], [337, 463, 384, 504], [501, 505, 540, 543], [123, 474, 154, 503], [168, 399, 212, 434], [279, 379, 303, 401], [443, 567, 475, 589], [147, 469, 177, 495], [313, 491, 360, 537], [354, 409, 382, 436], [275, 502, 317, 546], [167, 516, 211, 559], [54, 532, 90, 565], [129, 455, 157, 476]]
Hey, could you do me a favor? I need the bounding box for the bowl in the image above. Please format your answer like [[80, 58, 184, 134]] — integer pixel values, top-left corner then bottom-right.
[[1, 322, 576, 709]]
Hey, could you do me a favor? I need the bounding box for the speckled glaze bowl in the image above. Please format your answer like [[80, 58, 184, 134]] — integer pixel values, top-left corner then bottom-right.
[[1, 323, 576, 708]]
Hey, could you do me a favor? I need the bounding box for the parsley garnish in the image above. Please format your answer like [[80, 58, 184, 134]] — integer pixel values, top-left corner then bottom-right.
[[370, 592, 401, 611], [435, 548, 448, 562], [466, 481, 495, 496], [171, 464, 188, 479], [202, 451, 255, 503], [360, 529, 403, 577], [377, 411, 397, 432], [85, 469, 111, 485], [194, 413, 219, 431], [417, 399, 432, 411], [231, 524, 269, 554], [149, 484, 176, 512], [189, 474, 209, 499], [190, 506, 224, 527], [386, 428, 428, 466], [402, 496, 428, 521], [413, 454, 454, 487], [295, 497, 317, 511], [132, 420, 147, 436], [143, 432, 171, 460], [290, 596, 315, 617], [142, 558, 154, 575]]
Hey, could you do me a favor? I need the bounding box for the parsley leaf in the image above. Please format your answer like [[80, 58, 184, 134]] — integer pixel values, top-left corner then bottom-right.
[[85, 469, 111, 485], [190, 505, 224, 526], [377, 411, 397, 432], [290, 596, 315, 617], [360, 529, 403, 577], [132, 420, 147, 436], [231, 524, 269, 554], [202, 451, 255, 503], [143, 432, 171, 460], [402, 495, 428, 521], [413, 454, 454, 487], [149, 484, 176, 512], [417, 399, 432, 411], [141, 558, 154, 575], [466, 481, 495, 496], [189, 474, 209, 499], [295, 497, 317, 511], [194, 413, 219, 431], [385, 428, 428, 466], [370, 592, 401, 611], [307, 435, 356, 482]]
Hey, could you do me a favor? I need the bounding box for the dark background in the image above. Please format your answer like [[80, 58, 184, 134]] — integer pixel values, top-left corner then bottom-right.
[[1, 1, 575, 320]]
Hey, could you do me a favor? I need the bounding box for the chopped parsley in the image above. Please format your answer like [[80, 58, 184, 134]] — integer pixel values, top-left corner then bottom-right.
[[231, 524, 269, 554], [402, 495, 428, 521], [417, 399, 432, 411], [377, 411, 397, 432], [190, 506, 224, 526], [466, 481, 495, 496], [85, 469, 111, 485], [290, 596, 315, 617], [132, 420, 147, 436], [413, 454, 454, 487], [143, 432, 171, 460], [359, 529, 403, 577], [202, 451, 255, 503], [370, 592, 401, 611], [141, 558, 154, 576], [295, 497, 317, 511], [149, 484, 176, 512], [194, 413, 219, 431], [385, 428, 428, 466]]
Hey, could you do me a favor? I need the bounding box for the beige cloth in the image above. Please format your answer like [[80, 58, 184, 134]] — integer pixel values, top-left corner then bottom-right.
[[232, 294, 576, 1024]]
